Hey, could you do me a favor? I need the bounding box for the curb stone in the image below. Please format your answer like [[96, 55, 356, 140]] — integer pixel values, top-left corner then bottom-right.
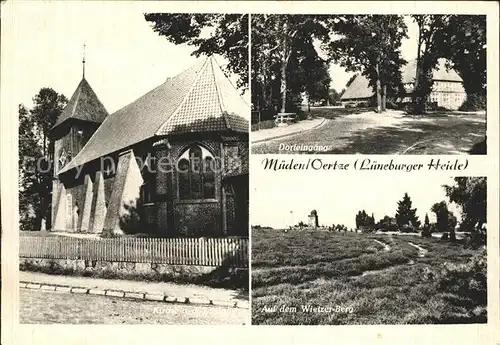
[[164, 296, 177, 303], [212, 300, 238, 308], [56, 286, 72, 293], [26, 283, 41, 289], [89, 289, 106, 296], [188, 297, 211, 305], [19, 280, 248, 309], [106, 290, 125, 298], [125, 292, 145, 300], [71, 287, 89, 294], [145, 294, 164, 302]]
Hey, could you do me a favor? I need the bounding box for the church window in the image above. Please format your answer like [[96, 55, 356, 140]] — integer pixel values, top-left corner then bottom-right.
[[178, 145, 216, 200]]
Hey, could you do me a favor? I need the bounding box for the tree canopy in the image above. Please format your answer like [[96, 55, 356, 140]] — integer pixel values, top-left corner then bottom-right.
[[431, 201, 457, 233], [443, 177, 486, 232], [144, 13, 249, 90], [19, 88, 68, 231], [441, 15, 486, 110], [251, 14, 332, 115], [328, 15, 408, 112], [395, 193, 421, 229]]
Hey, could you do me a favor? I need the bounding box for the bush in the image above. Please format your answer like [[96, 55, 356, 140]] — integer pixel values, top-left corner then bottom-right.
[[20, 217, 38, 232], [459, 94, 486, 111], [421, 227, 432, 237], [251, 120, 275, 131], [437, 249, 487, 306], [385, 101, 398, 110], [100, 228, 121, 238]]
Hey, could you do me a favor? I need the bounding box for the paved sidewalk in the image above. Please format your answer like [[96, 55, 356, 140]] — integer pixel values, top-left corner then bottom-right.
[[20, 271, 248, 309], [251, 117, 326, 144]]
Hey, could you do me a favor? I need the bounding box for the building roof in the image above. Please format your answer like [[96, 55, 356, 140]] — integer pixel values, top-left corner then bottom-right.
[[341, 59, 463, 101], [59, 56, 249, 174], [339, 73, 373, 100], [52, 78, 109, 129]]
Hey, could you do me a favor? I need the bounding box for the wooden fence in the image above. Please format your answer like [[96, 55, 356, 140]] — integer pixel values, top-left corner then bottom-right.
[[20, 236, 249, 268]]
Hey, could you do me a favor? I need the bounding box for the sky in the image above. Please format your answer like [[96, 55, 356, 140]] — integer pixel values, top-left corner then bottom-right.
[[4, 2, 248, 115], [326, 16, 419, 93], [251, 170, 461, 229]]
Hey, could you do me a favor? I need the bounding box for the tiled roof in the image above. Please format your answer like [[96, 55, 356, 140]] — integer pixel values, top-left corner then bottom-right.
[[52, 78, 108, 129], [341, 59, 463, 101], [59, 56, 249, 174]]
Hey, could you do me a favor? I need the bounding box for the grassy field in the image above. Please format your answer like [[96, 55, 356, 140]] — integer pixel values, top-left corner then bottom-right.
[[251, 228, 486, 325]]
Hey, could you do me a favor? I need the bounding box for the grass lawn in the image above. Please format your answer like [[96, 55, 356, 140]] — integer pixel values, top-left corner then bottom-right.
[[20, 231, 59, 237], [251, 229, 486, 325], [20, 288, 247, 324]]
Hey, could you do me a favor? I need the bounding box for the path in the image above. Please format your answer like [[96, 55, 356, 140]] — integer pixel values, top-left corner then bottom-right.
[[373, 239, 391, 251], [252, 108, 486, 154], [408, 242, 428, 258], [21, 288, 247, 325], [20, 271, 248, 308], [251, 117, 326, 144]]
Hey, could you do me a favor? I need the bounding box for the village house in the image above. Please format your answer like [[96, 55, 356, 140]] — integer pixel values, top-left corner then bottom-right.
[[341, 59, 466, 110], [50, 56, 249, 238]]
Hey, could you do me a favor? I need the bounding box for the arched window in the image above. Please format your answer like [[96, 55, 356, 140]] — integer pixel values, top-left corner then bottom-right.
[[178, 145, 215, 200]]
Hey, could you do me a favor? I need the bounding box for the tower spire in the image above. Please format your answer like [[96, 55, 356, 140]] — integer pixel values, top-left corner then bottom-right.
[[82, 43, 86, 78]]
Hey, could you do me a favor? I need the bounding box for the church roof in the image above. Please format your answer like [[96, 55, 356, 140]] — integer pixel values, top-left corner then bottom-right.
[[341, 59, 463, 101], [59, 56, 249, 174], [52, 78, 109, 129]]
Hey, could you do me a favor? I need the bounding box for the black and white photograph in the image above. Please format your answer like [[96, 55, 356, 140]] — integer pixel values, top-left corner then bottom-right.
[[10, 4, 250, 325], [251, 14, 487, 155], [0, 1, 499, 345], [251, 173, 487, 325]]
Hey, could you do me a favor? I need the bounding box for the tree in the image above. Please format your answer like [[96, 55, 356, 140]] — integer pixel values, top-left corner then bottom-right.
[[422, 213, 432, 237], [395, 193, 421, 229], [355, 210, 374, 229], [144, 14, 249, 90], [441, 15, 486, 110], [431, 201, 457, 233], [328, 88, 341, 105], [302, 57, 331, 105], [19, 89, 68, 231], [411, 15, 449, 114], [443, 177, 486, 245], [251, 14, 332, 114], [328, 15, 408, 112]]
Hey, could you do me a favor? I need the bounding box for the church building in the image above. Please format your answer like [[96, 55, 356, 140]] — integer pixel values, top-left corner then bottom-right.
[[50, 56, 249, 238]]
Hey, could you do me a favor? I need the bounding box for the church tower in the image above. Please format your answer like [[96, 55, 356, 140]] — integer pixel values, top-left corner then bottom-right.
[[50, 46, 108, 230]]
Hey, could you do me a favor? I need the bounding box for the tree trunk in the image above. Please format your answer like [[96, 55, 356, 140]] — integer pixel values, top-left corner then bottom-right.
[[280, 54, 287, 113], [375, 62, 382, 113], [280, 22, 288, 114], [382, 84, 387, 112]]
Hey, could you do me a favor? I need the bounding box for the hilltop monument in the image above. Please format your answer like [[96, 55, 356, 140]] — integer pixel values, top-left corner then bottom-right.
[[308, 210, 319, 229]]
